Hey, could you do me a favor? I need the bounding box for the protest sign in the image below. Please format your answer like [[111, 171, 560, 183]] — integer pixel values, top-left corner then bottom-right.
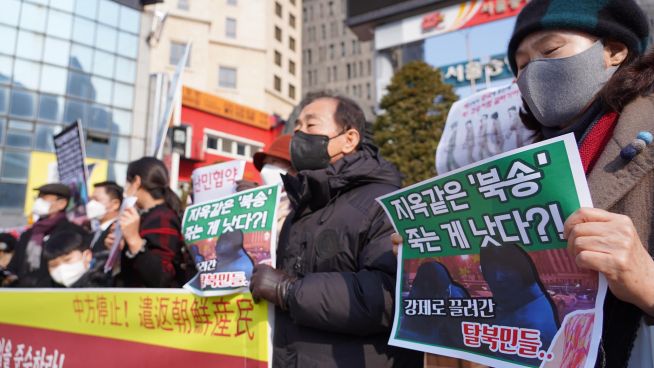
[[435, 83, 532, 175], [0, 289, 269, 367], [191, 160, 246, 204], [182, 184, 280, 297], [103, 196, 137, 274], [53, 120, 89, 218], [379, 134, 605, 368]]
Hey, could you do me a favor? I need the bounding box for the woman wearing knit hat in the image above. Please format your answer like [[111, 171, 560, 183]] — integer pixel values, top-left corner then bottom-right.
[[508, 0, 654, 366]]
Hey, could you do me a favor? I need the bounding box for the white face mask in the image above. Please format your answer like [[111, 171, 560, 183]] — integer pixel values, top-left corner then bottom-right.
[[260, 164, 288, 186], [50, 260, 88, 287], [32, 198, 52, 217], [85, 200, 107, 220]]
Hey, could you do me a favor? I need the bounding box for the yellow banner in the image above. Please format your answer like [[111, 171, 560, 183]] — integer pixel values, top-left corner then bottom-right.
[[0, 289, 269, 362]]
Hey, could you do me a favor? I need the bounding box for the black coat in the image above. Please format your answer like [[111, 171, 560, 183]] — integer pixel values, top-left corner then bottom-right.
[[6, 218, 88, 287], [274, 144, 422, 368]]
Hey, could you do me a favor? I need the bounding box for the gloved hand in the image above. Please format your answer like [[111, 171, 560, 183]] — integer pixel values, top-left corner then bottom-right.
[[250, 264, 296, 311]]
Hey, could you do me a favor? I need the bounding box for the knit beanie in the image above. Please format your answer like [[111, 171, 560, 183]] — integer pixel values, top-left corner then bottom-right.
[[507, 0, 650, 74]]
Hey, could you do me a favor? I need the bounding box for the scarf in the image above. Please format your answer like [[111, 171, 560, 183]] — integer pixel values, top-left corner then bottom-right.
[[26, 212, 66, 271]]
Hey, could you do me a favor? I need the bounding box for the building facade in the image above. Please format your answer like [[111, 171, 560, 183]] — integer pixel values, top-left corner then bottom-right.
[[302, 0, 375, 120], [0, 0, 154, 226], [147, 0, 302, 120]]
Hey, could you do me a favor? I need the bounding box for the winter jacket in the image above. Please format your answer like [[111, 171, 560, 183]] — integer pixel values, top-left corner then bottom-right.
[[274, 143, 423, 368], [586, 95, 654, 367]]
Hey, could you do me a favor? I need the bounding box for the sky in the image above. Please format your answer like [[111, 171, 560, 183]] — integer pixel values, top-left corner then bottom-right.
[[424, 17, 518, 97]]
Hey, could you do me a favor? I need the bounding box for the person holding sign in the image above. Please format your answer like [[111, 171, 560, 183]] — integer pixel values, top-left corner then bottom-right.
[[507, 1, 654, 365], [250, 92, 422, 367], [113, 157, 193, 288]]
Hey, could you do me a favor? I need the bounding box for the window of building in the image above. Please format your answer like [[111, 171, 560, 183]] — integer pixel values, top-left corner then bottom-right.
[[327, 67, 331, 82], [332, 66, 337, 81], [227, 0, 237, 5], [359, 61, 363, 76], [289, 36, 295, 51], [225, 17, 237, 38], [329, 44, 334, 60], [341, 41, 345, 57], [328, 1, 334, 16], [303, 7, 307, 22], [170, 41, 190, 67], [351, 40, 356, 55], [178, 0, 189, 10], [346, 63, 351, 79], [307, 49, 312, 64], [275, 2, 282, 17], [274, 50, 282, 66], [205, 131, 263, 161], [289, 84, 295, 99], [352, 62, 357, 78], [218, 66, 237, 88], [274, 75, 281, 92], [321, 24, 326, 39], [275, 26, 282, 41], [367, 83, 371, 100], [289, 60, 296, 75], [289, 14, 296, 29], [330, 21, 336, 37], [367, 59, 372, 76]]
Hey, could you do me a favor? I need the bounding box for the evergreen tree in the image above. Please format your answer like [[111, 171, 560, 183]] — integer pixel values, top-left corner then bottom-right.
[[373, 61, 458, 186]]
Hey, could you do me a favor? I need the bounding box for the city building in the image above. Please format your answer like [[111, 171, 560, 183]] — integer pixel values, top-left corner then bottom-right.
[[146, 0, 302, 120], [0, 0, 157, 226], [302, 0, 375, 121], [347, 0, 530, 101]]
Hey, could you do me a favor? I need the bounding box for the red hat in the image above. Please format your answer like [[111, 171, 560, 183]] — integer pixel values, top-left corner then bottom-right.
[[253, 134, 292, 171]]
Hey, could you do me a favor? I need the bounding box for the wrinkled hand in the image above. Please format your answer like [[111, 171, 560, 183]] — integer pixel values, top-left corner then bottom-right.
[[565, 208, 654, 314], [236, 180, 259, 192], [391, 233, 402, 257], [250, 264, 296, 310], [119, 207, 143, 254]]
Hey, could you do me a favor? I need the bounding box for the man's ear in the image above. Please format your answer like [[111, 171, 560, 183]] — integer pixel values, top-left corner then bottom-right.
[[341, 129, 361, 155]]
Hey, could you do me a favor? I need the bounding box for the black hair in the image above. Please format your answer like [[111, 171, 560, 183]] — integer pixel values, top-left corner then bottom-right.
[[491, 112, 499, 119], [297, 91, 367, 139], [93, 181, 123, 205], [126, 157, 182, 215], [43, 231, 88, 261]]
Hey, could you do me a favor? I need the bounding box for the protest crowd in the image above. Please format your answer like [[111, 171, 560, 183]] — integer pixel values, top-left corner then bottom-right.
[[0, 0, 653, 367]]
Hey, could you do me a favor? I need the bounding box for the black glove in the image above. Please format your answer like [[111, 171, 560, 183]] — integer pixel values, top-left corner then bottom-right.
[[250, 264, 296, 311]]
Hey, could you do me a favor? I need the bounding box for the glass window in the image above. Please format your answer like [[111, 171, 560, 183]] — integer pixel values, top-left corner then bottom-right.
[[115, 57, 136, 84], [67, 71, 95, 100], [9, 89, 36, 118], [43, 37, 70, 67], [16, 31, 44, 61], [0, 182, 27, 209], [117, 32, 138, 59], [72, 17, 96, 46], [274, 27, 282, 42], [169, 42, 190, 67], [96, 24, 118, 53], [92, 50, 115, 79], [207, 136, 218, 150], [89, 104, 111, 131], [218, 67, 236, 89], [0, 25, 17, 56], [109, 136, 129, 162], [0, 56, 13, 85], [98, 0, 119, 27], [119, 6, 140, 34], [113, 83, 133, 109], [2, 150, 30, 180], [225, 17, 237, 39], [91, 77, 112, 105], [40, 65, 68, 95], [288, 84, 295, 99], [290, 14, 296, 28], [64, 98, 90, 124], [0, 120, 4, 144], [70, 44, 93, 71], [0, 86, 8, 114], [236, 143, 246, 156], [86, 134, 109, 158], [0, 0, 21, 27], [75, 0, 98, 20], [221, 138, 234, 153], [19, 2, 47, 33], [38, 94, 63, 122], [112, 109, 131, 135], [50, 0, 75, 13], [289, 60, 295, 75], [108, 162, 127, 184], [6, 121, 33, 149], [46, 10, 73, 39], [274, 75, 281, 92], [227, 0, 237, 5], [289, 36, 296, 51], [13, 59, 40, 90], [35, 124, 56, 151], [275, 2, 282, 17], [274, 51, 281, 66]]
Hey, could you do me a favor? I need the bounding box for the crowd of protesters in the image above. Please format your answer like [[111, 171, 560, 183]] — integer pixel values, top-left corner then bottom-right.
[[1, 0, 653, 366]]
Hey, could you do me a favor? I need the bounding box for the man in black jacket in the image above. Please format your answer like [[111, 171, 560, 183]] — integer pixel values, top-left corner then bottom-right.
[[87, 181, 123, 271], [3, 184, 88, 287], [250, 92, 422, 367]]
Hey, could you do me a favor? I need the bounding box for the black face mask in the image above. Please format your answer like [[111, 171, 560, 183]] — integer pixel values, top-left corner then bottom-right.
[[290, 130, 345, 171]]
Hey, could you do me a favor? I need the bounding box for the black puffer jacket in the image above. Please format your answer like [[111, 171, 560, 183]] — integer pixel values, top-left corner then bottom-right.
[[274, 143, 422, 368]]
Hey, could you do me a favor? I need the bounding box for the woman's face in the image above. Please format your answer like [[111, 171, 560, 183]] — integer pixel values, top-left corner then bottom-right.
[[514, 30, 620, 77]]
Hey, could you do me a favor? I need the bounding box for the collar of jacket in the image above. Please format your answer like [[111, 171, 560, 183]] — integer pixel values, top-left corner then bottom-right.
[[282, 143, 402, 214], [587, 95, 654, 210]]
